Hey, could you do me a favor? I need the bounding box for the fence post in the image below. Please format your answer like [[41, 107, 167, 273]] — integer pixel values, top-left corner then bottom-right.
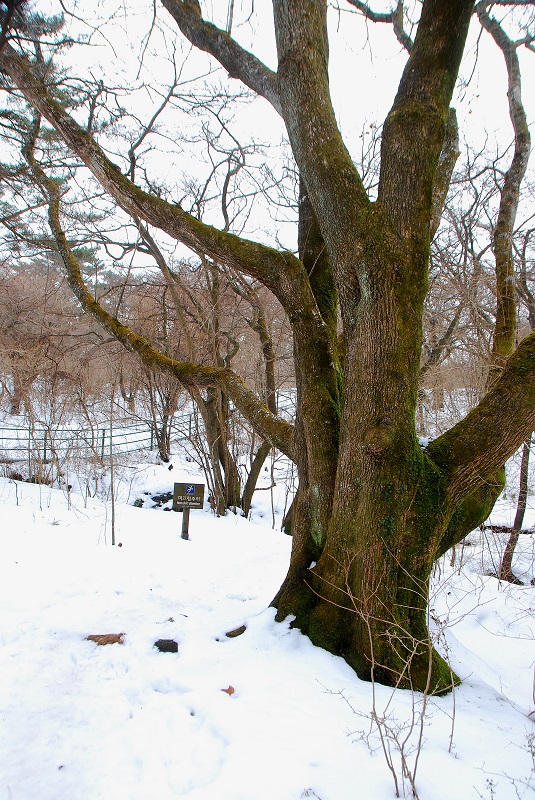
[[43, 429, 47, 464], [181, 507, 190, 540], [101, 428, 106, 460]]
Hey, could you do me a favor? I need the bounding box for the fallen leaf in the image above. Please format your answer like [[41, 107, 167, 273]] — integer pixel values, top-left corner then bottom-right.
[[86, 633, 125, 646], [225, 624, 246, 638]]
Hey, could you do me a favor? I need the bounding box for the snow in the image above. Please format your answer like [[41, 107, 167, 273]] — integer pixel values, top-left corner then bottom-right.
[[0, 457, 534, 800]]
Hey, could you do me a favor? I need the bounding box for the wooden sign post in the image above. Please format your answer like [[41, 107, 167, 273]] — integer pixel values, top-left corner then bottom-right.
[[172, 483, 205, 540]]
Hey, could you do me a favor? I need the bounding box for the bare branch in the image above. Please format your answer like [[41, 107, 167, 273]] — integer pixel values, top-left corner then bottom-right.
[[419, 303, 463, 379], [128, 76, 179, 181], [345, 0, 414, 52], [133, 217, 196, 362]]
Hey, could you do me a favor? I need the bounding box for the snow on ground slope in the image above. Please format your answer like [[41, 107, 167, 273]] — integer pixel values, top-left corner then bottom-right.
[[0, 463, 534, 800]]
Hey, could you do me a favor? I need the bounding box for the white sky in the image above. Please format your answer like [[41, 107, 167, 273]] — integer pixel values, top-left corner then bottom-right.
[[51, 1, 533, 151]]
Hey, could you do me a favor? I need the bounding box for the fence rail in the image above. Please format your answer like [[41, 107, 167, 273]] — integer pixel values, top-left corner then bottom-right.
[[0, 417, 190, 463], [0, 391, 296, 467]]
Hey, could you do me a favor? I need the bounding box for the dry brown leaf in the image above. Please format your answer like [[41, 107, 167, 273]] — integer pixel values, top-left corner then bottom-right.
[[225, 624, 246, 638], [86, 633, 125, 646]]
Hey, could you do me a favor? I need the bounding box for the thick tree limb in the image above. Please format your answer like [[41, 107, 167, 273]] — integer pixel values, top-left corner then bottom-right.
[[298, 179, 339, 340], [273, 0, 369, 256], [427, 332, 535, 501], [160, 0, 282, 114], [477, 4, 532, 383], [344, 3, 461, 242], [379, 0, 474, 238], [430, 109, 460, 241]]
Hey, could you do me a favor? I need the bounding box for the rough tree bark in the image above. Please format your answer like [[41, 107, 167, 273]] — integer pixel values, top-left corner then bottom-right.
[[2, 0, 535, 692], [225, 271, 279, 517], [499, 435, 531, 584]]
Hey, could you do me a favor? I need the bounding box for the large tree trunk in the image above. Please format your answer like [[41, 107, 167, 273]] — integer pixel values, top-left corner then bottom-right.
[[204, 386, 241, 512], [273, 236, 456, 691], [241, 439, 272, 518], [275, 475, 453, 691], [271, 0, 489, 693], [274, 328, 535, 693], [10, 370, 34, 416]]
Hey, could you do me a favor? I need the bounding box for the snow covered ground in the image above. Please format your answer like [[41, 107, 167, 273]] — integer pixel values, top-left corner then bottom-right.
[[0, 453, 534, 800]]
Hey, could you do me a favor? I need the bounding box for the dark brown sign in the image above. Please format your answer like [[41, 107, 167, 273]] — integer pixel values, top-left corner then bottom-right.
[[173, 482, 205, 510]]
